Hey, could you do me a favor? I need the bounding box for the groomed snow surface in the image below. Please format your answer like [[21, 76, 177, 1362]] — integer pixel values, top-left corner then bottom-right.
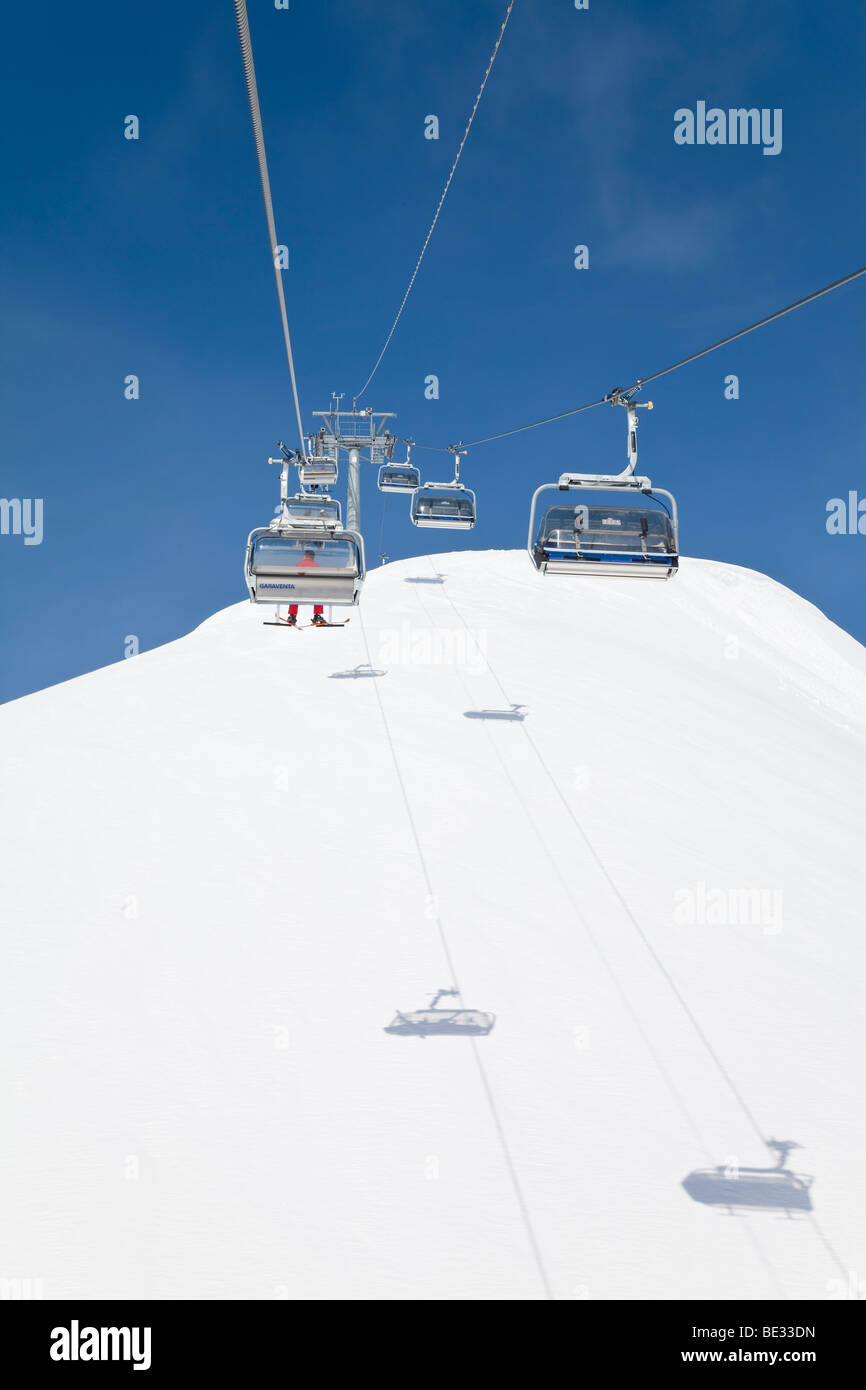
[[2, 550, 864, 1300]]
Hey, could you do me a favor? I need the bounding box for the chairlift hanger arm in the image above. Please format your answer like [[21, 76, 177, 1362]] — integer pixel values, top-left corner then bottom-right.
[[447, 442, 467, 482]]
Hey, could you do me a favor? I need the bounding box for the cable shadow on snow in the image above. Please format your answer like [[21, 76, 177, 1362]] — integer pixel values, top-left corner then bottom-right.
[[682, 1141, 813, 1216], [404, 575, 446, 584]]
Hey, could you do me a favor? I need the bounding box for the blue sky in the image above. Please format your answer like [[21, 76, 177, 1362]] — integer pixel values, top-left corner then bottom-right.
[[1, 0, 863, 703]]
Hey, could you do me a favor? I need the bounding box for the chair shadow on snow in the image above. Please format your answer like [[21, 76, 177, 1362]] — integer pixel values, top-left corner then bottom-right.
[[463, 704, 528, 722], [682, 1141, 814, 1217], [329, 664, 387, 680], [384, 990, 495, 1038]]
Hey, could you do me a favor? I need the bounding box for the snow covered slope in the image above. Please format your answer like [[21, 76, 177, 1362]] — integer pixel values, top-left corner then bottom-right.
[[2, 550, 864, 1301]]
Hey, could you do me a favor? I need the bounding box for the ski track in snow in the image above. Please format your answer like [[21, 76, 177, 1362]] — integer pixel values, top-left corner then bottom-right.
[[1, 550, 864, 1300]]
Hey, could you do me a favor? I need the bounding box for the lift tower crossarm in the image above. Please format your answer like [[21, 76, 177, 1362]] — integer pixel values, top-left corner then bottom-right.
[[311, 404, 398, 532], [312, 409, 397, 444]]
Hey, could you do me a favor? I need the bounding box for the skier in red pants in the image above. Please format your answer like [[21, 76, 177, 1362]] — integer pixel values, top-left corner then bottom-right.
[[285, 548, 327, 626]]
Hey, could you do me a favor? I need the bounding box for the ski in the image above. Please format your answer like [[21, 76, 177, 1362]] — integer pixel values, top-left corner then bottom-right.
[[263, 614, 350, 629]]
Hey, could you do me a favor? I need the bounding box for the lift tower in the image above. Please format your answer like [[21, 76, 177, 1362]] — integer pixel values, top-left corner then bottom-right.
[[311, 397, 397, 533]]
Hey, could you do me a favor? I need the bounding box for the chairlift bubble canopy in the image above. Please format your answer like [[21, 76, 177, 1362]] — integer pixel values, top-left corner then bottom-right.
[[282, 493, 342, 526], [527, 394, 678, 578], [529, 477, 678, 578], [244, 526, 365, 605], [410, 481, 477, 530], [299, 454, 338, 488], [378, 462, 421, 493]]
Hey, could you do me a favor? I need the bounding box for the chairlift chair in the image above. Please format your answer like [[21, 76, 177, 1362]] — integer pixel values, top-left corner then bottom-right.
[[247, 446, 360, 605], [244, 525, 365, 606], [410, 446, 476, 529], [378, 463, 421, 493], [527, 396, 678, 578], [378, 442, 420, 494], [410, 483, 477, 529], [298, 453, 338, 488]]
